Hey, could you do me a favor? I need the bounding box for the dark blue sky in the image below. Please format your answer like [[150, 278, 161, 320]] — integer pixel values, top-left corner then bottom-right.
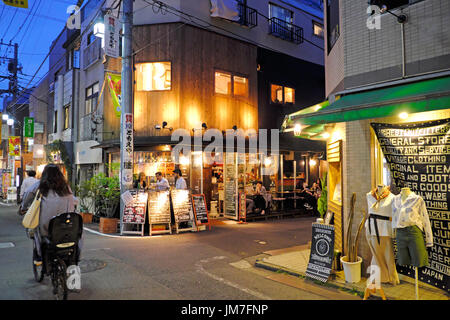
[[0, 0, 75, 111]]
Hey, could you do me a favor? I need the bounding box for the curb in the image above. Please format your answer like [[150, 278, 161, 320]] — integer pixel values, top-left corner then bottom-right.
[[255, 259, 366, 299], [83, 226, 161, 239]]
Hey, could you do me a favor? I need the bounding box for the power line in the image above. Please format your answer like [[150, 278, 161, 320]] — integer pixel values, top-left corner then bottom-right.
[[1, 7, 18, 41], [6, 0, 109, 116], [9, 0, 39, 43]]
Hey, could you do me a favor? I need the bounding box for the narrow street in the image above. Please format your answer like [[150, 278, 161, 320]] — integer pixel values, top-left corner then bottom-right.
[[0, 203, 359, 300]]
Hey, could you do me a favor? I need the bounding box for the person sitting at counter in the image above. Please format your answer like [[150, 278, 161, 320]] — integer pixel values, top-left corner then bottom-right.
[[173, 169, 187, 190], [155, 172, 170, 191], [246, 181, 268, 216], [134, 172, 147, 190]]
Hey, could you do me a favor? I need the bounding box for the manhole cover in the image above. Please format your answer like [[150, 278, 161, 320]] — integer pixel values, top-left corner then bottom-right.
[[0, 242, 15, 248], [79, 259, 107, 273]]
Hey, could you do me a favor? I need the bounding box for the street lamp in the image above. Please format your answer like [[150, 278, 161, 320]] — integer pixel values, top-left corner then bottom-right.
[[380, 5, 407, 23], [2, 114, 9, 121]]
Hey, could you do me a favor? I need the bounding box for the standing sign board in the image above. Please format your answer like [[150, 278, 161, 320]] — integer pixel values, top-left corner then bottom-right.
[[121, 190, 148, 236], [148, 191, 172, 236], [306, 223, 335, 282], [23, 117, 34, 138], [372, 120, 450, 293], [192, 194, 211, 231], [171, 189, 196, 233]]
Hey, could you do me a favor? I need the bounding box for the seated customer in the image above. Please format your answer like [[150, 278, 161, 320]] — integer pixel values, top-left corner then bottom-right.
[[298, 180, 317, 212], [253, 181, 268, 215]]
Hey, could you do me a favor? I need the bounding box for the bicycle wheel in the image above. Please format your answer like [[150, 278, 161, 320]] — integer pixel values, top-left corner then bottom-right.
[[32, 241, 44, 282], [52, 259, 68, 300]]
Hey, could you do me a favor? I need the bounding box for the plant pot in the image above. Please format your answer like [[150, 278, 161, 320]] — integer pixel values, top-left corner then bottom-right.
[[99, 217, 119, 234], [80, 212, 93, 224], [340, 256, 362, 283]]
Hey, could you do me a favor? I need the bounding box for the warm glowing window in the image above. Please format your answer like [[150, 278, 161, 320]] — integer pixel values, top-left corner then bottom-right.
[[271, 84, 283, 103], [136, 62, 171, 91], [64, 104, 70, 130], [233, 75, 248, 97], [271, 84, 295, 104], [215, 72, 232, 95], [313, 21, 324, 38], [284, 87, 295, 104]]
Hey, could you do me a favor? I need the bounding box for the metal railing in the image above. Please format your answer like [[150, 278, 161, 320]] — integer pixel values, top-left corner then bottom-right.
[[237, 2, 258, 28], [268, 17, 304, 44]]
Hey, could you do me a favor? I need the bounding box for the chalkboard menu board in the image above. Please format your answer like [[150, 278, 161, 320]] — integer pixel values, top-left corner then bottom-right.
[[147, 191, 171, 224], [171, 189, 194, 223], [192, 194, 209, 224], [306, 223, 335, 283], [122, 190, 148, 224]]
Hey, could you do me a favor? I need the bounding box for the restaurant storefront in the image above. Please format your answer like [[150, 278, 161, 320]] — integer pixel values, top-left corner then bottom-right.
[[100, 132, 326, 221], [282, 75, 450, 293]]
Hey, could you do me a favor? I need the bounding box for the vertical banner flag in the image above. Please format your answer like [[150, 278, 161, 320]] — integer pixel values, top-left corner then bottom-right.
[[104, 13, 120, 58], [23, 117, 34, 138], [107, 73, 121, 118], [306, 223, 335, 282], [2, 0, 28, 9], [121, 113, 133, 185], [371, 120, 450, 293], [8, 136, 21, 156]]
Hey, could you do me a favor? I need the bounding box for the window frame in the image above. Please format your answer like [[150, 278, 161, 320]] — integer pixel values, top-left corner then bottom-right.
[[269, 2, 294, 25], [63, 104, 70, 130], [270, 83, 295, 105], [85, 82, 99, 116], [214, 69, 249, 99], [135, 61, 173, 92], [312, 20, 324, 39], [53, 110, 58, 134]]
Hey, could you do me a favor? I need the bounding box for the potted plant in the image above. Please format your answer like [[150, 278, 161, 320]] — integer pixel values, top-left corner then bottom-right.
[[76, 179, 94, 224], [340, 193, 367, 283], [91, 173, 120, 234]]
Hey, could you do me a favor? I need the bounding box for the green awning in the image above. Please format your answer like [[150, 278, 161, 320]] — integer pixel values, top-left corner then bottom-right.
[[284, 76, 450, 127]]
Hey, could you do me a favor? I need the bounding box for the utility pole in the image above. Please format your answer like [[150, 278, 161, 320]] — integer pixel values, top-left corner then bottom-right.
[[120, 0, 134, 234]]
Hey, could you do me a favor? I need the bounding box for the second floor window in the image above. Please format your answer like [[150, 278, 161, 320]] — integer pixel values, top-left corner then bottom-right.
[[136, 62, 171, 91], [215, 71, 249, 98], [85, 82, 99, 115], [87, 31, 96, 45], [326, 0, 340, 53], [271, 84, 295, 104]]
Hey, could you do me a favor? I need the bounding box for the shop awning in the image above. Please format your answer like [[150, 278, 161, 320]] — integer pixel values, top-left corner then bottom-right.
[[282, 75, 450, 128]]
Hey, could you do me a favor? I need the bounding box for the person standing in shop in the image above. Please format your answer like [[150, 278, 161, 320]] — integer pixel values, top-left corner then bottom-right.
[[173, 169, 187, 190], [155, 172, 170, 191]]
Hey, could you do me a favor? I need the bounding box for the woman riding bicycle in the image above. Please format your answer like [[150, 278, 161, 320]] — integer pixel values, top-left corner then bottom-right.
[[31, 164, 80, 265]]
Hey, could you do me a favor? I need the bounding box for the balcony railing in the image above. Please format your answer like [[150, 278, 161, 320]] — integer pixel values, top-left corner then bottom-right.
[[268, 17, 304, 44], [237, 2, 257, 28]]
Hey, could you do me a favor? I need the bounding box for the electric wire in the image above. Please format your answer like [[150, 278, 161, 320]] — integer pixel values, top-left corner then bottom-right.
[[9, 0, 39, 43], [6, 0, 109, 116]]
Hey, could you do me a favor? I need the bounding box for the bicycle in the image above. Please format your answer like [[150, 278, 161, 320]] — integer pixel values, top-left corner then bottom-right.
[[30, 212, 83, 300]]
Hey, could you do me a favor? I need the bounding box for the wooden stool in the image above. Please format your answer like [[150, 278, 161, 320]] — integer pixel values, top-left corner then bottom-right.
[[363, 286, 387, 300]]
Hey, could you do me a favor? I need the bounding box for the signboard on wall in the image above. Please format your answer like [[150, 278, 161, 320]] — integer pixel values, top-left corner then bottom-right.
[[372, 119, 450, 293], [306, 223, 335, 283], [104, 13, 120, 58], [121, 113, 133, 185]]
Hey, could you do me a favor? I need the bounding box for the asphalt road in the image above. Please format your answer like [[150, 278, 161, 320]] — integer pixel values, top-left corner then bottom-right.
[[0, 202, 356, 300]]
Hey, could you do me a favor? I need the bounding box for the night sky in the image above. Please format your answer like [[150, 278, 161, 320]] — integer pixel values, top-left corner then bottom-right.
[[0, 0, 74, 111]]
